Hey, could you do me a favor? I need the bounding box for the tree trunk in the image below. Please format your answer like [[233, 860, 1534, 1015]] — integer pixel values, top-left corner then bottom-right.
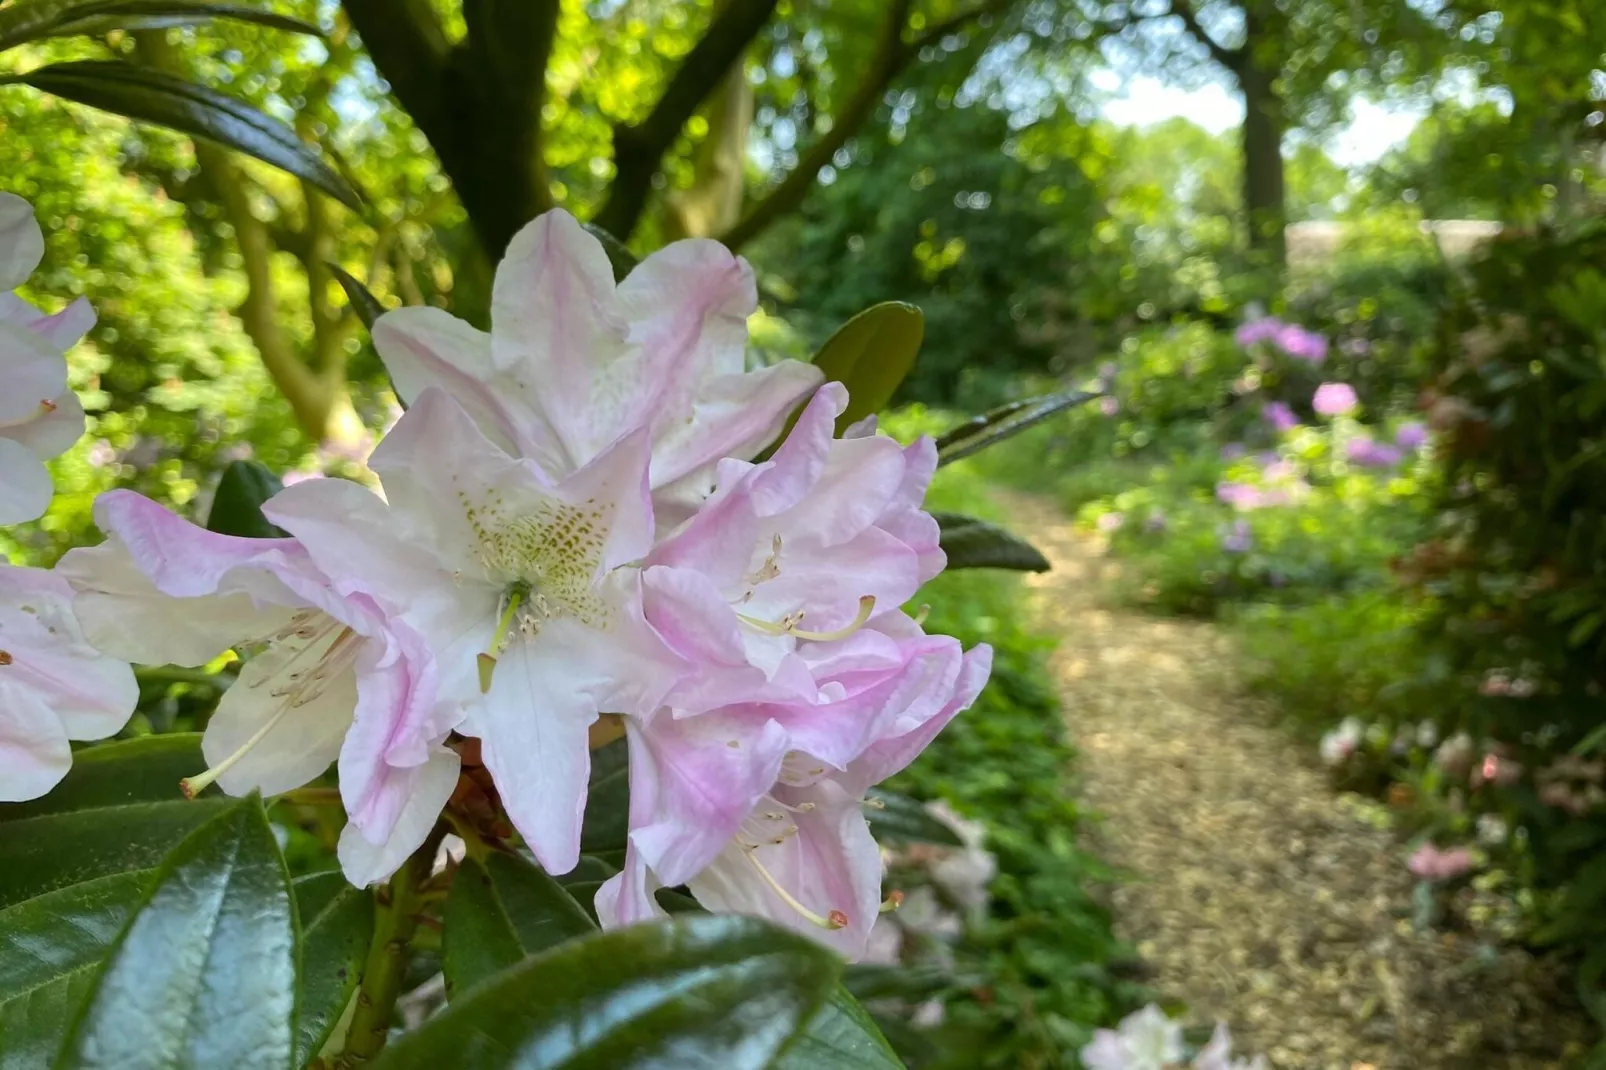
[[1237, 13, 1286, 276]]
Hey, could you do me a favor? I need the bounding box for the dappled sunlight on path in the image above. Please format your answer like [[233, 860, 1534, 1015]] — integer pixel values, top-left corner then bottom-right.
[[999, 490, 1591, 1070]]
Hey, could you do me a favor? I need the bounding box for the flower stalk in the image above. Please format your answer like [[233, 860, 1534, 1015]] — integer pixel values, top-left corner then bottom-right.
[[335, 823, 447, 1066]]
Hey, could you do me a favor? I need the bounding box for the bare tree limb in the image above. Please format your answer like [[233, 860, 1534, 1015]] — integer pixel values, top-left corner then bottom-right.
[[591, 0, 780, 241], [1168, 0, 1242, 69], [718, 0, 1010, 253]]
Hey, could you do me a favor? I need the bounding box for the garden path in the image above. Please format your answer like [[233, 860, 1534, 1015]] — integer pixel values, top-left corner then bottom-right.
[[999, 490, 1591, 1070]]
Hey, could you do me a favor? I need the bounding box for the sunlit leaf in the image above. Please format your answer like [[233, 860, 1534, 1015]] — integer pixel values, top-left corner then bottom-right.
[[934, 389, 1103, 466], [933, 512, 1051, 572], [811, 302, 925, 433], [0, 62, 360, 208], [372, 915, 840, 1069], [58, 796, 296, 1070]]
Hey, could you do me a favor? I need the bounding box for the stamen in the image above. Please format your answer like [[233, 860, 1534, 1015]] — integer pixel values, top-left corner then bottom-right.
[[180, 699, 297, 798], [478, 586, 527, 694], [737, 595, 876, 643], [741, 848, 847, 931], [880, 890, 905, 913], [912, 604, 931, 627], [38, 399, 56, 414]]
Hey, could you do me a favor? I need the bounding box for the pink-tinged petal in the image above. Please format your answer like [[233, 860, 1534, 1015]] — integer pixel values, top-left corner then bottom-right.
[[742, 525, 921, 637], [0, 675, 70, 801], [0, 388, 84, 461], [339, 623, 448, 842], [878, 505, 944, 584], [642, 566, 748, 670], [778, 434, 908, 547], [0, 193, 43, 292], [0, 294, 95, 351], [841, 414, 878, 439], [627, 709, 791, 887], [372, 306, 525, 457], [60, 540, 295, 669], [468, 633, 599, 875], [893, 436, 937, 510], [594, 850, 666, 930], [337, 746, 460, 887], [265, 475, 451, 610], [553, 428, 656, 575], [652, 360, 825, 506], [0, 321, 67, 428], [618, 238, 754, 390], [690, 780, 883, 959], [744, 382, 846, 517], [0, 437, 52, 524], [201, 633, 357, 797], [490, 210, 628, 469], [843, 644, 993, 795], [645, 468, 759, 588], [0, 565, 136, 742]]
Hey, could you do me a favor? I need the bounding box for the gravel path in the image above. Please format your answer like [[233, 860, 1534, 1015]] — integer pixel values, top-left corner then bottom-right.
[[1000, 490, 1593, 1070]]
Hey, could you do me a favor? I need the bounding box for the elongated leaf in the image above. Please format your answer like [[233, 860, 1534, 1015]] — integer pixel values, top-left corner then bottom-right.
[[329, 263, 388, 332], [812, 303, 924, 433], [841, 964, 950, 1004], [0, 62, 359, 209], [933, 513, 1051, 573], [0, 0, 317, 51], [0, 736, 226, 1067], [206, 459, 286, 539], [294, 871, 374, 1066], [579, 736, 629, 855], [443, 853, 596, 997], [935, 389, 1102, 466], [864, 789, 964, 846], [774, 987, 904, 1069], [372, 915, 840, 1069], [58, 797, 295, 1070]]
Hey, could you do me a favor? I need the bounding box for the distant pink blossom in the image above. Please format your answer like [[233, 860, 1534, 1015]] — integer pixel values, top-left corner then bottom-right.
[[1098, 396, 1120, 416], [1216, 481, 1262, 510], [1220, 442, 1247, 460], [1345, 437, 1403, 468], [1096, 511, 1125, 533], [1408, 843, 1474, 881], [1312, 383, 1358, 416], [1263, 401, 1299, 432], [1222, 519, 1253, 554], [1395, 422, 1428, 450]]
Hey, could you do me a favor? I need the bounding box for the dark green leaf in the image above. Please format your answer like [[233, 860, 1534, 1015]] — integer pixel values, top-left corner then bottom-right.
[[0, 0, 318, 51], [58, 797, 296, 1070], [841, 964, 950, 1004], [581, 224, 638, 284], [0, 738, 227, 1065], [443, 853, 596, 997], [206, 460, 286, 539], [811, 302, 924, 433], [774, 987, 904, 1070], [934, 389, 1102, 466], [864, 789, 965, 845], [932, 513, 1051, 573], [294, 872, 374, 1066], [372, 915, 840, 1070], [329, 263, 389, 332], [0, 62, 359, 208], [579, 736, 629, 855]]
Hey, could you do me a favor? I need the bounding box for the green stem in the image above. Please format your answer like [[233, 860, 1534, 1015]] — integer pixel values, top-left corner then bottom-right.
[[135, 665, 233, 689], [335, 823, 447, 1065]]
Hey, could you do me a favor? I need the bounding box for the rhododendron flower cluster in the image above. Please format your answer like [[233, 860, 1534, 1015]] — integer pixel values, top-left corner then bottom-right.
[[1235, 316, 1328, 364], [1311, 382, 1358, 417], [51, 209, 989, 959], [1082, 1005, 1267, 1070], [0, 194, 137, 801], [1407, 843, 1476, 881]]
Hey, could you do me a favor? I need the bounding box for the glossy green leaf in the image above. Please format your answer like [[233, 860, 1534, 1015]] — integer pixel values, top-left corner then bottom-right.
[[811, 302, 924, 432], [372, 915, 840, 1070], [0, 0, 317, 51], [0, 736, 226, 1063], [58, 797, 296, 1070], [932, 513, 1051, 573], [443, 853, 596, 997], [293, 871, 374, 1066], [206, 460, 286, 539], [329, 263, 389, 332], [934, 389, 1102, 467], [0, 62, 359, 209], [579, 736, 629, 855], [863, 789, 965, 846], [774, 987, 904, 1070]]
